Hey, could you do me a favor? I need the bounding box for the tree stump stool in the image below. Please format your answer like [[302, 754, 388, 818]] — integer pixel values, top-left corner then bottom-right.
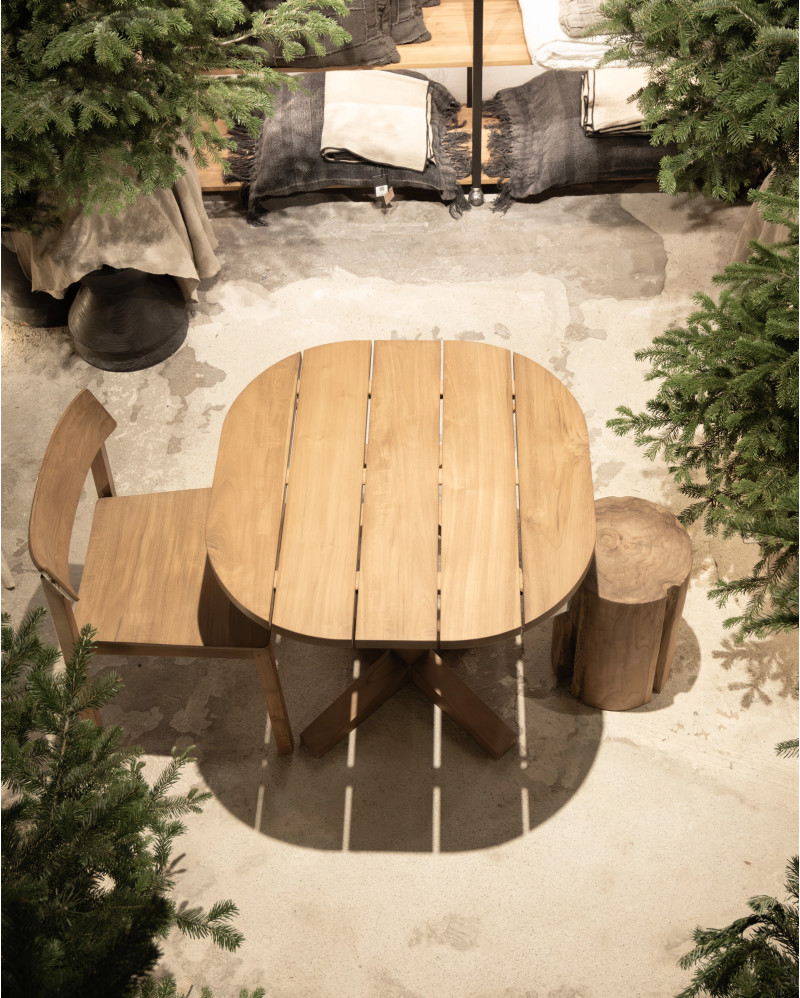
[[551, 496, 692, 710]]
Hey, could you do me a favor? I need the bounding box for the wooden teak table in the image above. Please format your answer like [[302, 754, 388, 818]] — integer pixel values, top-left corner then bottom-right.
[[207, 340, 595, 758]]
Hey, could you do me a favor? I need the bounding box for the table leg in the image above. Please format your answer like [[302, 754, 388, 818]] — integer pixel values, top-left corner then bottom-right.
[[300, 651, 410, 757], [255, 644, 295, 755], [301, 649, 517, 760], [408, 651, 517, 760]]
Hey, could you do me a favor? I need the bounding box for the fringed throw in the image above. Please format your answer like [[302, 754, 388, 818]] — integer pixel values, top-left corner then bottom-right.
[[227, 72, 471, 221], [240, 0, 399, 68], [389, 0, 430, 45], [484, 71, 671, 212], [239, 0, 432, 68]]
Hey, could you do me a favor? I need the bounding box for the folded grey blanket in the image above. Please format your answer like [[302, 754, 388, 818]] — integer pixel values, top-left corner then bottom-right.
[[321, 70, 432, 171], [241, 0, 431, 67], [485, 70, 671, 210], [242, 0, 399, 67], [581, 67, 649, 136], [228, 71, 471, 218], [389, 0, 430, 45]]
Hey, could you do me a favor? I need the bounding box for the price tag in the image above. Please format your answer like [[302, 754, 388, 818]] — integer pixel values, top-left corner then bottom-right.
[[373, 185, 395, 206]]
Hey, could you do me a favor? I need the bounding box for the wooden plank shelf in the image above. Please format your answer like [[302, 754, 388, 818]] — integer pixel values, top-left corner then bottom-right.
[[197, 0, 523, 193], [394, 0, 530, 69]]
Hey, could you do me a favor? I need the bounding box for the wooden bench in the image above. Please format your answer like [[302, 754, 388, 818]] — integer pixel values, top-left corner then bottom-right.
[[196, 107, 499, 192], [551, 496, 692, 710], [196, 0, 526, 192]]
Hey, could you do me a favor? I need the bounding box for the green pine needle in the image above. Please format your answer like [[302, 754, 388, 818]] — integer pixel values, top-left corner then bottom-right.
[[595, 0, 798, 202], [2, 612, 252, 997], [608, 178, 798, 641], [2, 0, 353, 232], [676, 857, 799, 998]]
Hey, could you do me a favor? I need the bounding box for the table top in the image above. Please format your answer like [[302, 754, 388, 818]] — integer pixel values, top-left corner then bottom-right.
[[206, 340, 596, 649]]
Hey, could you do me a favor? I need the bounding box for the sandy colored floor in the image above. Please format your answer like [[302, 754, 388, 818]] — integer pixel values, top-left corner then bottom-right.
[[2, 185, 797, 998]]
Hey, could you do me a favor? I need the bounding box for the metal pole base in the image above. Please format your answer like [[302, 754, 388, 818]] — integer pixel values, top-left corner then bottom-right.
[[468, 186, 485, 207]]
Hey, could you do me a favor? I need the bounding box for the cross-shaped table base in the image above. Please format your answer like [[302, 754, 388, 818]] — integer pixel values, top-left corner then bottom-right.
[[299, 650, 518, 759]]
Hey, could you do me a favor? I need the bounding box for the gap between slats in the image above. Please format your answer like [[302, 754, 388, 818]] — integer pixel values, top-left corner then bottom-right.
[[351, 343, 376, 644], [511, 356, 526, 632], [269, 357, 303, 626]]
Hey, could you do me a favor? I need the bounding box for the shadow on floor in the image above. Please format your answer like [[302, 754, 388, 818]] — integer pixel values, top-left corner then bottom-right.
[[628, 618, 702, 714], [91, 620, 608, 854], [711, 631, 799, 710], [18, 584, 704, 853]]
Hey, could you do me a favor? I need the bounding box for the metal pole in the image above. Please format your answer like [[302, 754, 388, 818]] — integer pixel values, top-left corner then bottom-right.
[[468, 0, 484, 206]]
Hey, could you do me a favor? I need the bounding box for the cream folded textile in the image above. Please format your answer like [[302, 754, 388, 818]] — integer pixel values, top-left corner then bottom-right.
[[320, 70, 432, 173], [517, 0, 613, 70], [581, 67, 650, 135]]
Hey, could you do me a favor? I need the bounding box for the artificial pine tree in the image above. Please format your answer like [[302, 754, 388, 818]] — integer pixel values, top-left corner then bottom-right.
[[1, 0, 350, 232], [594, 0, 799, 201], [1, 609, 254, 998], [609, 181, 799, 642], [675, 857, 799, 998]]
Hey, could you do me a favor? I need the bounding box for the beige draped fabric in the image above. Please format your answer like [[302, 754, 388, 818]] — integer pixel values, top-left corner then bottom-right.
[[730, 171, 792, 263], [11, 141, 220, 303]]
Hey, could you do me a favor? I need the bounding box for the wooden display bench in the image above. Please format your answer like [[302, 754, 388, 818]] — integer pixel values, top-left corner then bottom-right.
[[393, 0, 529, 68], [197, 0, 527, 192], [197, 107, 500, 192]]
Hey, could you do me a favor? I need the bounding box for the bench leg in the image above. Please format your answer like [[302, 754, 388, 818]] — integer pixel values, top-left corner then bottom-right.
[[550, 596, 582, 681], [300, 649, 517, 760]]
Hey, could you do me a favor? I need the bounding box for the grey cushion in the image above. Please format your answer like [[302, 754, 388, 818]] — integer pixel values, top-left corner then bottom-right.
[[484, 70, 670, 204], [390, 0, 431, 45], [242, 0, 399, 67], [558, 0, 606, 37]]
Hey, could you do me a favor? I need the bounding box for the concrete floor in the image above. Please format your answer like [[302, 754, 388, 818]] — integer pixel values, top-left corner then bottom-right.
[[2, 184, 797, 998]]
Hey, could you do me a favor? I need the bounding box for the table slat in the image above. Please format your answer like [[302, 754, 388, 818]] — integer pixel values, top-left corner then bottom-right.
[[273, 341, 371, 643], [206, 353, 300, 626], [356, 340, 441, 647], [440, 341, 521, 646], [514, 354, 596, 625]]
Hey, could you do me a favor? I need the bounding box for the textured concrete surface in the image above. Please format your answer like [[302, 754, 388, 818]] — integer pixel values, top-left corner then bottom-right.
[[2, 185, 797, 998]]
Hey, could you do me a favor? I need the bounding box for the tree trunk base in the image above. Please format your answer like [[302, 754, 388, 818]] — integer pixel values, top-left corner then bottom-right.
[[552, 496, 692, 710], [68, 267, 188, 371]]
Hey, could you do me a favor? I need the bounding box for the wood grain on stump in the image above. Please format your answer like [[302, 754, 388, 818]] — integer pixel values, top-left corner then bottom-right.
[[552, 496, 692, 710]]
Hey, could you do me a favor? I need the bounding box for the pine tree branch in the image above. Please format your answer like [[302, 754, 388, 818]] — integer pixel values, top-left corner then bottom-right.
[[2, 0, 354, 231], [2, 611, 249, 995], [608, 176, 798, 641]]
